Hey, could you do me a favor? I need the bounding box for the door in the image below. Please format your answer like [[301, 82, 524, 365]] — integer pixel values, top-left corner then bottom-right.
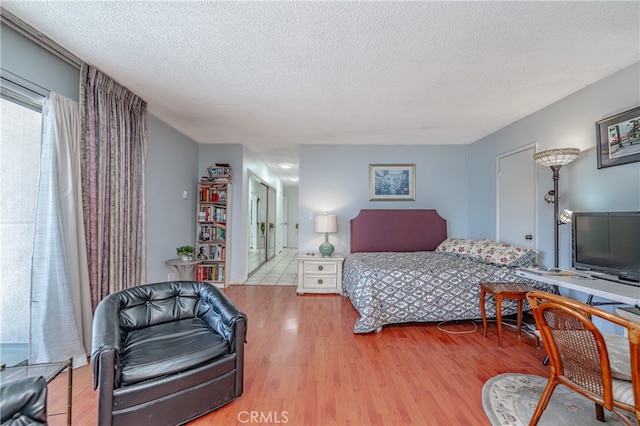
[[247, 176, 260, 274], [247, 175, 277, 273], [282, 195, 288, 248], [258, 183, 269, 265], [267, 186, 276, 259], [497, 145, 536, 249]]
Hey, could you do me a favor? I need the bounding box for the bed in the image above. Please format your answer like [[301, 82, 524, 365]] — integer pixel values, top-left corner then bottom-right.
[[341, 209, 551, 333]]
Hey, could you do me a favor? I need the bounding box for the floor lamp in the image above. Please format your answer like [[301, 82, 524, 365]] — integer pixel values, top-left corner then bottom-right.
[[533, 148, 580, 268]]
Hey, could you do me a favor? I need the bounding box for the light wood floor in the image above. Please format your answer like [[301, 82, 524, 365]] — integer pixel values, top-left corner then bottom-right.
[[47, 285, 549, 425]]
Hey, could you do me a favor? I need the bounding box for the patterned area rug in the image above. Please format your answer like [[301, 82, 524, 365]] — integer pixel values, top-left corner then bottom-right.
[[482, 373, 634, 425]]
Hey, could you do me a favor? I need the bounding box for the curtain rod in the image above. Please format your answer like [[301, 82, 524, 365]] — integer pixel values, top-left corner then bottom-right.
[[1, 7, 82, 69]]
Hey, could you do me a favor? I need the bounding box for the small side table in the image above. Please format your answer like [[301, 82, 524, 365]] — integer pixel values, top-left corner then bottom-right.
[[165, 258, 201, 280], [0, 357, 73, 425], [480, 282, 534, 348]]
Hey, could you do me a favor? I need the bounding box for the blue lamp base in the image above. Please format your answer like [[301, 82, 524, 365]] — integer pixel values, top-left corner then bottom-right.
[[319, 233, 334, 257]]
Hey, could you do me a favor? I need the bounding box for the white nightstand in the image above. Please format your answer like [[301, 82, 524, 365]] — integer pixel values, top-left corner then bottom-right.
[[297, 254, 344, 294]]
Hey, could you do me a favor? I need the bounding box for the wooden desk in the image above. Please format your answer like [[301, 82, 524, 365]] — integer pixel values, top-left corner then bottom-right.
[[516, 269, 640, 307]]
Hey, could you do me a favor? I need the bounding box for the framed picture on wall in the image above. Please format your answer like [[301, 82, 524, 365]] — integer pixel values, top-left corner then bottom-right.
[[596, 106, 640, 169], [369, 164, 415, 201]]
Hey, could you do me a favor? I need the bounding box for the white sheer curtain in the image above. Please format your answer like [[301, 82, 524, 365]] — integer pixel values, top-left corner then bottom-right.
[[30, 92, 92, 367]]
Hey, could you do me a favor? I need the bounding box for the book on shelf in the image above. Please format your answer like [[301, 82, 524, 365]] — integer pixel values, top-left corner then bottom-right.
[[195, 264, 225, 282], [199, 224, 212, 241], [198, 206, 227, 223], [196, 180, 229, 286], [209, 244, 225, 260], [198, 224, 226, 241], [201, 176, 230, 184], [199, 185, 228, 203]]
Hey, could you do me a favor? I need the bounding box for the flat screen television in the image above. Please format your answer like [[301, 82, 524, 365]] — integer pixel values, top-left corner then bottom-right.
[[572, 211, 640, 283]]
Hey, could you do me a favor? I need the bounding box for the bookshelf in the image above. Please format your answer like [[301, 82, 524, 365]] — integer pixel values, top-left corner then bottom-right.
[[195, 171, 231, 288]]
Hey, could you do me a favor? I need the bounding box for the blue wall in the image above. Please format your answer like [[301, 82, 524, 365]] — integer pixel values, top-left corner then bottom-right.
[[468, 62, 640, 269], [146, 115, 198, 282], [1, 24, 79, 100], [298, 144, 468, 255], [297, 63, 640, 280]]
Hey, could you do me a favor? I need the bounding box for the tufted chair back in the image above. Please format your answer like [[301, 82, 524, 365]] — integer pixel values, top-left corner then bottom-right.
[[112, 282, 235, 340], [96, 281, 240, 347]]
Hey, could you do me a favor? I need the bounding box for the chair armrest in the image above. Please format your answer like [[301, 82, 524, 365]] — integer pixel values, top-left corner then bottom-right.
[[91, 293, 125, 391], [197, 284, 248, 351], [627, 321, 640, 422], [198, 283, 248, 396]]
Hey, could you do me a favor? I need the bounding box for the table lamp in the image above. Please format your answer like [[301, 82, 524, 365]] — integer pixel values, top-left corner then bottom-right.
[[315, 213, 337, 257]]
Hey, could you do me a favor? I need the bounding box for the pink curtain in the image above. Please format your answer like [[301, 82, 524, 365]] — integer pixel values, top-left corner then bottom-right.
[[80, 64, 147, 311]]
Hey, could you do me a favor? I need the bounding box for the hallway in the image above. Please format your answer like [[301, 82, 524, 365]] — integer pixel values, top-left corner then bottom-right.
[[243, 247, 298, 285]]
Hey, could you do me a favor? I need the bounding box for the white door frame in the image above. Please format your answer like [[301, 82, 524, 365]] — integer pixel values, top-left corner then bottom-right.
[[495, 142, 539, 250]]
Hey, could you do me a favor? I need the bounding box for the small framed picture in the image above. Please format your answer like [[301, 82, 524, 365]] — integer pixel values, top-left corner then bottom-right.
[[596, 106, 640, 169], [369, 164, 415, 201]]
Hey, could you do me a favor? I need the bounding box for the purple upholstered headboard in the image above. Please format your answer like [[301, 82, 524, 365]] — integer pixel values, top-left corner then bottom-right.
[[350, 209, 447, 253]]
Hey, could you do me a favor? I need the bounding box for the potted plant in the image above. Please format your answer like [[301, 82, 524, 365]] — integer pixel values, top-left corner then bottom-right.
[[176, 245, 195, 261]]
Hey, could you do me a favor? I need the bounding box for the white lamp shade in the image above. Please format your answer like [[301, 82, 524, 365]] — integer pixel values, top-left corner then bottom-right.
[[315, 215, 337, 233], [533, 148, 580, 167]]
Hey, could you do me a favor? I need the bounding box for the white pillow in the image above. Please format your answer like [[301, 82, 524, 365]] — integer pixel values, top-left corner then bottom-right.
[[472, 239, 536, 267], [435, 238, 481, 256], [436, 238, 536, 267]]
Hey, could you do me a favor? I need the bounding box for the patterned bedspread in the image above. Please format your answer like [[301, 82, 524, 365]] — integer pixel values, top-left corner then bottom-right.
[[342, 251, 550, 333]]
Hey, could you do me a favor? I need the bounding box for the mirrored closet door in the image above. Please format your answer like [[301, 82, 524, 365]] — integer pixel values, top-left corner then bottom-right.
[[248, 175, 276, 275]]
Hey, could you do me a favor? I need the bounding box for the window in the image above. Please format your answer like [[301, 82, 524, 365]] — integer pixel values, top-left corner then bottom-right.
[[0, 85, 44, 366]]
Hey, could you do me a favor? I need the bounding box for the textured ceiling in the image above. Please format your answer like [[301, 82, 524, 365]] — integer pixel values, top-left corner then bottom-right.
[[3, 1, 639, 183]]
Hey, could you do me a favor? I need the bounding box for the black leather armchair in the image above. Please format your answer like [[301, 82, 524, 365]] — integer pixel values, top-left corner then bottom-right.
[[0, 376, 48, 426], [91, 281, 247, 426]]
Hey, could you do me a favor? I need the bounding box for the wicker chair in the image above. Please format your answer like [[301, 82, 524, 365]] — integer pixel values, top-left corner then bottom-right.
[[527, 291, 640, 426]]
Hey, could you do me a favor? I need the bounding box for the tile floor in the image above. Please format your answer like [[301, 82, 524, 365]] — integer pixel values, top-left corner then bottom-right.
[[243, 247, 298, 285]]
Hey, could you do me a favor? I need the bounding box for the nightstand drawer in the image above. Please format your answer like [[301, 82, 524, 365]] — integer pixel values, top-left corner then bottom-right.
[[297, 254, 344, 294], [302, 275, 337, 289], [303, 261, 338, 275]]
